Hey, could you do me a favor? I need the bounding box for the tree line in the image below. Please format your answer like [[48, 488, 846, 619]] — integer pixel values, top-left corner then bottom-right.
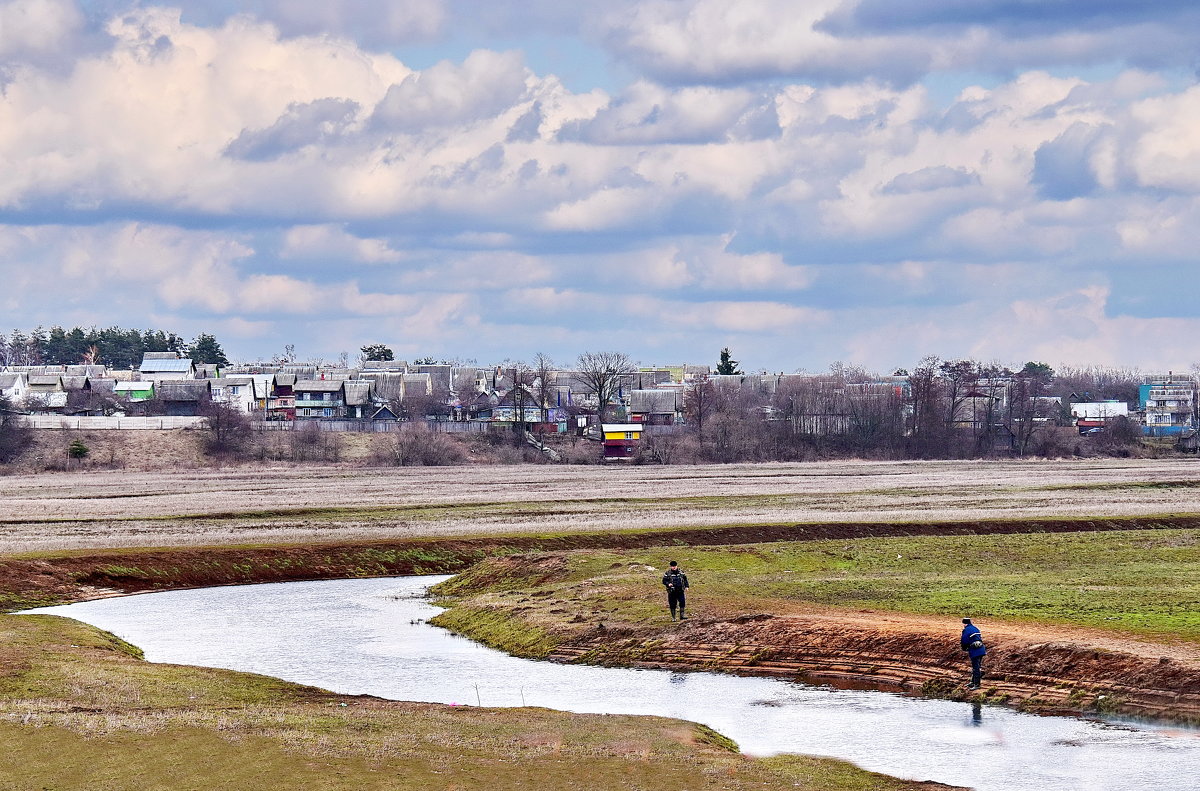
[[0, 327, 229, 368]]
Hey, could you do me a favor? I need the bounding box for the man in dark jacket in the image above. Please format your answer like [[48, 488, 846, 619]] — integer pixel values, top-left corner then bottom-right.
[[662, 561, 689, 621], [960, 618, 987, 689]]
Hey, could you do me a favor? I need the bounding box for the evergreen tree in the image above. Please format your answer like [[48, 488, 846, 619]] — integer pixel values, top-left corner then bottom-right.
[[188, 333, 230, 366], [716, 347, 742, 375], [361, 344, 394, 362]]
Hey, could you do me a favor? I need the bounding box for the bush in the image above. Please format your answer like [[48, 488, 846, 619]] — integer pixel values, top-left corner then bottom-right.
[[0, 397, 32, 464], [67, 439, 89, 459], [199, 400, 252, 456], [371, 424, 466, 466]]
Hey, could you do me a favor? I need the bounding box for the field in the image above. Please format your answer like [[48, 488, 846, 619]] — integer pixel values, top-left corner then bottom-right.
[[5, 457, 1200, 787], [4, 458, 1200, 553]]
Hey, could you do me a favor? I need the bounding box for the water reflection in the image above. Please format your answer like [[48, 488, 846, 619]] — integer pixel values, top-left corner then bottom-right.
[[23, 576, 1200, 791]]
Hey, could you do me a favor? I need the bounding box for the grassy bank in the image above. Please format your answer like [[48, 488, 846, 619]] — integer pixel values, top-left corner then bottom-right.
[[431, 527, 1200, 655], [0, 614, 950, 791]]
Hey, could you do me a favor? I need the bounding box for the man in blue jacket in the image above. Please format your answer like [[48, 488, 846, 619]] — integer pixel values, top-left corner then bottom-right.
[[960, 618, 987, 689]]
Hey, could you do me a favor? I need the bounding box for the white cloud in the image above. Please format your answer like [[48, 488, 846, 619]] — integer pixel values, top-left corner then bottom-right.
[[281, 224, 405, 263], [0, 0, 82, 60]]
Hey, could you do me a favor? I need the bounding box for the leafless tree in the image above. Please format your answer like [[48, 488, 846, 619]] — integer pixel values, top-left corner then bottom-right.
[[532, 352, 556, 425], [574, 351, 635, 424], [0, 396, 32, 463], [684, 373, 716, 440]]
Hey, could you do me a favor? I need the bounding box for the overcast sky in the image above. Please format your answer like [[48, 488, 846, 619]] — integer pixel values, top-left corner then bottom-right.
[[2, 1, 1199, 372]]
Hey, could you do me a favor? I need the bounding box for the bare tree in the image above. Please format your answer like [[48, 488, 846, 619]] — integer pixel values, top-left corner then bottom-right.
[[574, 351, 635, 424], [0, 396, 32, 463], [684, 373, 716, 440], [532, 352, 556, 425]]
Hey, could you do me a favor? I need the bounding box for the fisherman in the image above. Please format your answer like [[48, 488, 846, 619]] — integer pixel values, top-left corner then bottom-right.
[[662, 560, 689, 621], [960, 618, 987, 689]]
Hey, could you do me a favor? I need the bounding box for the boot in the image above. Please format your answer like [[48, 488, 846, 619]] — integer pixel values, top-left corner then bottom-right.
[[679, 608, 687, 620]]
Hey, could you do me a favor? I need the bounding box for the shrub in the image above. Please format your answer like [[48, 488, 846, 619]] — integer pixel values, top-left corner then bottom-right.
[[372, 424, 466, 466]]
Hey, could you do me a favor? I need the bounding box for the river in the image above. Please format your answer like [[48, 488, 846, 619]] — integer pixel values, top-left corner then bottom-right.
[[23, 576, 1200, 791]]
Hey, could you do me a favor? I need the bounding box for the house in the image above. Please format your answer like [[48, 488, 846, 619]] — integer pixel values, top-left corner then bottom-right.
[[343, 381, 374, 419], [210, 377, 259, 413], [492, 385, 543, 424], [601, 423, 642, 460], [294, 379, 346, 418], [115, 381, 155, 402], [0, 373, 28, 403], [26, 375, 67, 411], [270, 373, 297, 420], [157, 380, 211, 416], [139, 353, 196, 381], [630, 389, 679, 425], [1139, 377, 1196, 436]]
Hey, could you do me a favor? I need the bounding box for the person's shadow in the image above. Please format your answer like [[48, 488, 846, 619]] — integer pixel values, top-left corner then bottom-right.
[[970, 701, 983, 727]]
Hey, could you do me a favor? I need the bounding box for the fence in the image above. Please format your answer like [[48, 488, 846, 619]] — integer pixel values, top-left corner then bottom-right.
[[23, 415, 207, 430], [252, 419, 493, 433]]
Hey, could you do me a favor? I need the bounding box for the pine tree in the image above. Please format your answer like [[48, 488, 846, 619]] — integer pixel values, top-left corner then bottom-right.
[[716, 347, 742, 375], [188, 333, 230, 366]]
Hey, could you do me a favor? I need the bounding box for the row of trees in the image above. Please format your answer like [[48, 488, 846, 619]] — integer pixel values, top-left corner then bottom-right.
[[0, 327, 229, 368]]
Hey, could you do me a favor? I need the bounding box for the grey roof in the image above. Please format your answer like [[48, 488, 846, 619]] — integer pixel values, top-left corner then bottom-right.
[[61, 376, 91, 391], [158, 381, 211, 401], [362, 360, 407, 371], [143, 352, 181, 360], [28, 375, 64, 388], [0, 373, 24, 389], [630, 389, 678, 414], [294, 379, 344, 393], [343, 381, 373, 406], [89, 378, 117, 394], [64, 365, 107, 377], [216, 377, 255, 387], [402, 373, 433, 396], [360, 372, 403, 400], [274, 373, 296, 387], [140, 357, 194, 373]]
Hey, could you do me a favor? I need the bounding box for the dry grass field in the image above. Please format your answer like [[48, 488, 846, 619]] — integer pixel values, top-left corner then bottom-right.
[[3, 458, 1200, 553]]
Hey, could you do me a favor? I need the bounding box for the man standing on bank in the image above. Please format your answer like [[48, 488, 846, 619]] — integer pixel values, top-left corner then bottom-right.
[[961, 618, 987, 689], [662, 561, 689, 621]]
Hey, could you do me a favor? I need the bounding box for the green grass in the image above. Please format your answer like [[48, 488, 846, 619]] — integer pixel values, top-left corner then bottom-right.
[[433, 528, 1200, 649]]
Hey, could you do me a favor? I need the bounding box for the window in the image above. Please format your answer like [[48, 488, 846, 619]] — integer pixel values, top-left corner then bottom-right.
[[323, 408, 332, 417], [625, 432, 634, 439]]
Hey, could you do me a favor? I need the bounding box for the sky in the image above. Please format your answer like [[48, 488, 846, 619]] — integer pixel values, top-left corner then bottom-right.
[[2, 0, 1200, 373]]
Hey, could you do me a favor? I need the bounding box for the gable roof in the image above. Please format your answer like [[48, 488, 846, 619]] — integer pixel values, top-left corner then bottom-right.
[[0, 373, 25, 390], [28, 375, 64, 388], [630, 389, 678, 414], [294, 379, 344, 393], [343, 381, 373, 406], [140, 357, 195, 373], [157, 381, 211, 401]]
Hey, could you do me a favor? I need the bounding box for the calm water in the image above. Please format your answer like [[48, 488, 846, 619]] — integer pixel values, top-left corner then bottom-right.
[[24, 576, 1200, 791]]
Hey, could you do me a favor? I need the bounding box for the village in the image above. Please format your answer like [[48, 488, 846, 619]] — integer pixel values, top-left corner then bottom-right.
[[1, 348, 1196, 461]]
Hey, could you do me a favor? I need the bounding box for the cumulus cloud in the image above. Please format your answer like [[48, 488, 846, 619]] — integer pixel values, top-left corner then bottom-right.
[[0, 0, 82, 62], [253, 0, 445, 47], [371, 49, 531, 131], [280, 224, 405, 263], [2, 5, 1200, 369]]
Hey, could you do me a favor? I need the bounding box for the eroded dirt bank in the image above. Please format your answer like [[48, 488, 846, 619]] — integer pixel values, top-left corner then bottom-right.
[[549, 613, 1200, 723]]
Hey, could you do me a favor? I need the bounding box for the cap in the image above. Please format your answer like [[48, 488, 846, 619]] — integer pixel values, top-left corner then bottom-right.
[[962, 618, 972, 624], [669, 560, 678, 567]]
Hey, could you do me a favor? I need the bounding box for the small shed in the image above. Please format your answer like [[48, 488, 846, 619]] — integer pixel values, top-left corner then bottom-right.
[[600, 423, 642, 460]]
